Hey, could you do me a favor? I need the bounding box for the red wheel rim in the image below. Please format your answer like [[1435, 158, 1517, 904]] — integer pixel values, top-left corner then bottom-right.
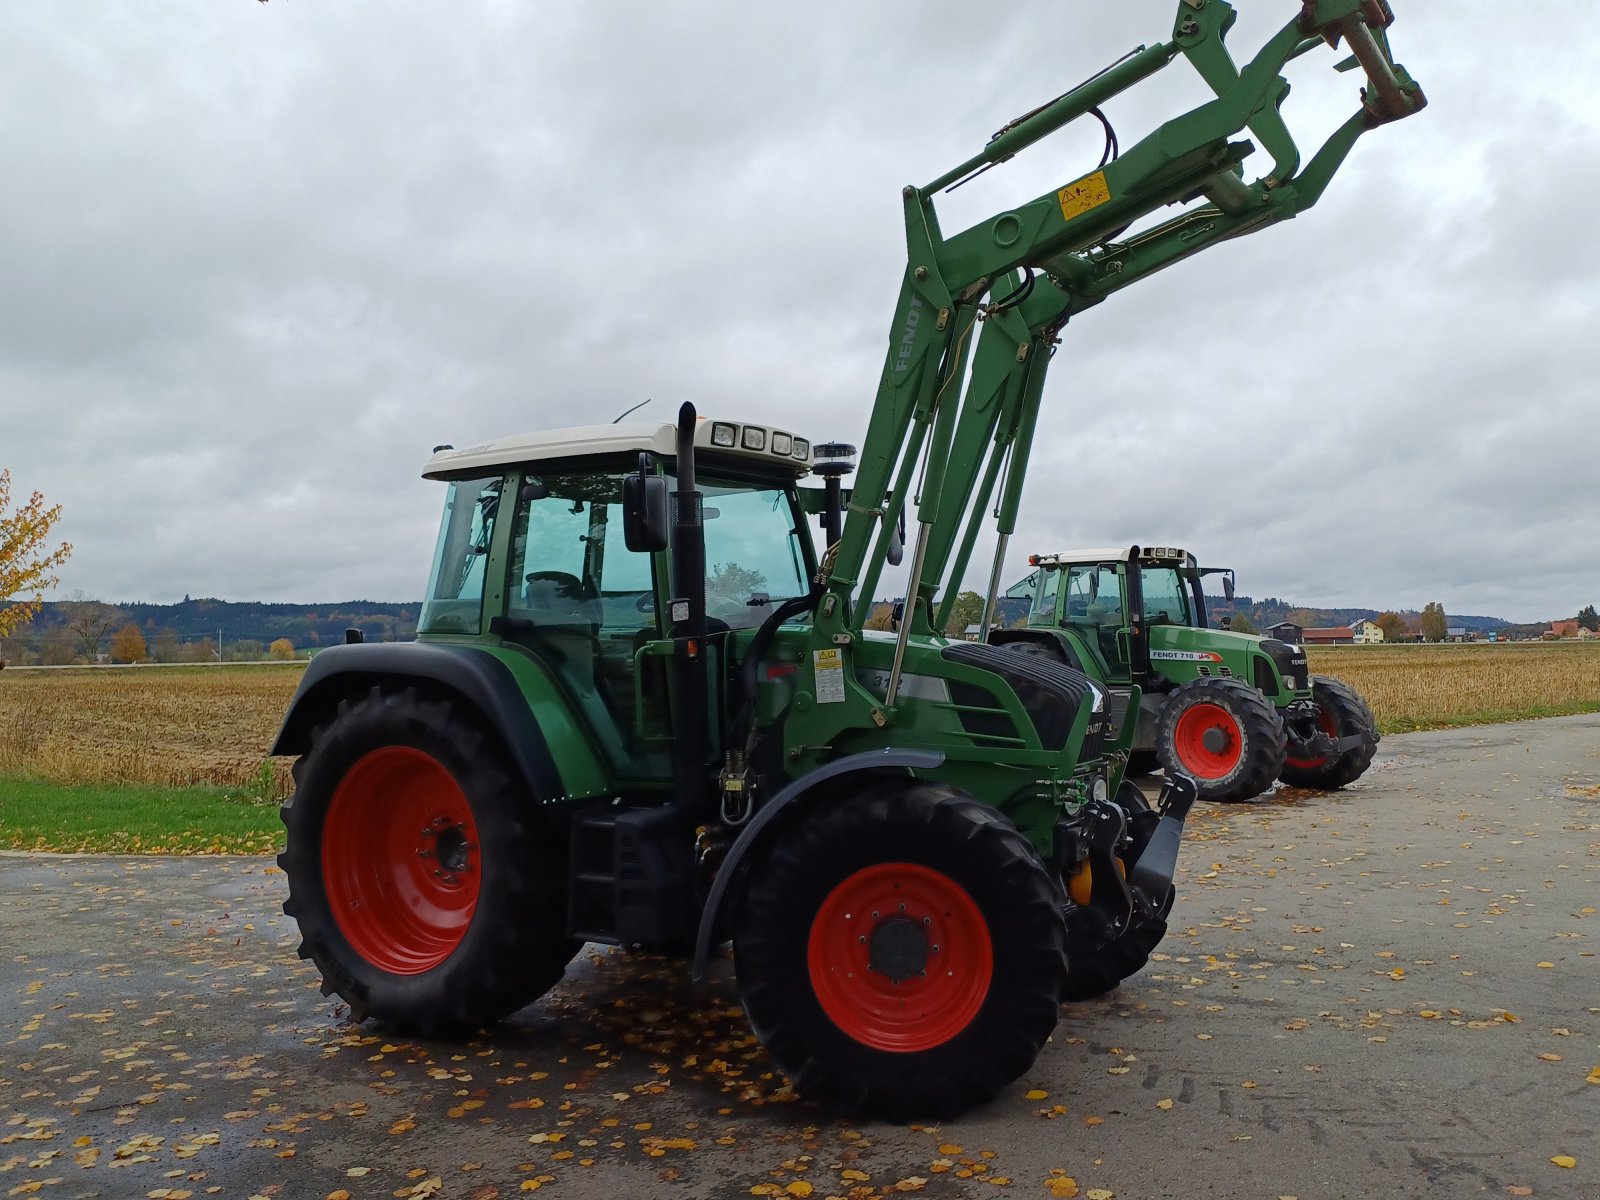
[[806, 862, 992, 1053], [322, 746, 480, 974], [1172, 702, 1244, 779], [1285, 707, 1339, 769]]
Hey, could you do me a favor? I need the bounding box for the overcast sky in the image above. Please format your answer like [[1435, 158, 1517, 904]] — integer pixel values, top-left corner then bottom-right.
[[2, 2, 1595, 623]]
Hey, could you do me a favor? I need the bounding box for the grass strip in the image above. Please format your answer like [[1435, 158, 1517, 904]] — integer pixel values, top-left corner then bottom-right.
[[1378, 699, 1600, 735], [0, 776, 283, 855]]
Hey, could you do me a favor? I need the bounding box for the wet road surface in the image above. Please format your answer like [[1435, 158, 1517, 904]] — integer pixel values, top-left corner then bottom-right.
[[3, 714, 1598, 1200]]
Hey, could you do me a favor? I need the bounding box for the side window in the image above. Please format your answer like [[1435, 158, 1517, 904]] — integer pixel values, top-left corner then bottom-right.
[[419, 477, 502, 635], [506, 473, 656, 635], [1034, 567, 1059, 622], [1063, 564, 1123, 627]]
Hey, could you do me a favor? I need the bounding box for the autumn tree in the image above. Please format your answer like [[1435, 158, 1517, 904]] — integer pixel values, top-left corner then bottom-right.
[[1374, 611, 1408, 642], [942, 591, 985, 638], [111, 624, 147, 663], [64, 596, 123, 662], [1228, 612, 1257, 634], [269, 637, 297, 661], [707, 562, 768, 603], [864, 603, 897, 631], [1419, 601, 1448, 643], [0, 469, 73, 637]]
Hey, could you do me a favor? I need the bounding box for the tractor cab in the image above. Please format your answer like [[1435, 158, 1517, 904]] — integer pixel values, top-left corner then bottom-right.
[[418, 417, 818, 786], [1024, 546, 1251, 685]]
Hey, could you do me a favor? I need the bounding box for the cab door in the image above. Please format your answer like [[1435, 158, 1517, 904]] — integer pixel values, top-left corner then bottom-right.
[[500, 469, 669, 782]]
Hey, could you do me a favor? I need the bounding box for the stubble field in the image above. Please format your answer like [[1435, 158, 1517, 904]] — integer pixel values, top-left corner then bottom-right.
[[2, 643, 1598, 797]]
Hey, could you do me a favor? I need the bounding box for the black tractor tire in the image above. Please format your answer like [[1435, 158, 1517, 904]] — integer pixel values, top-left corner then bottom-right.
[[279, 686, 579, 1037], [1125, 750, 1162, 776], [734, 779, 1067, 1121], [1279, 675, 1380, 790], [1154, 677, 1286, 803], [1060, 781, 1173, 1002]]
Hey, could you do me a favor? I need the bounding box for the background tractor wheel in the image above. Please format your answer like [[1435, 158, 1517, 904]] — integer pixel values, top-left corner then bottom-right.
[[279, 687, 578, 1036], [1279, 675, 1380, 790], [1060, 781, 1173, 1001], [734, 779, 1067, 1121], [1154, 677, 1286, 802]]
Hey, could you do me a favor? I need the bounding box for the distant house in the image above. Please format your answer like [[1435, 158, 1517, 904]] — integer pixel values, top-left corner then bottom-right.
[[1267, 621, 1303, 644], [1547, 620, 1580, 639], [1303, 626, 1355, 645], [1445, 626, 1470, 643], [1351, 619, 1385, 644]]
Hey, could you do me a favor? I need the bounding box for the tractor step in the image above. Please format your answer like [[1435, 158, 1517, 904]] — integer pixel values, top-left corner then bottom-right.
[[568, 805, 696, 948]]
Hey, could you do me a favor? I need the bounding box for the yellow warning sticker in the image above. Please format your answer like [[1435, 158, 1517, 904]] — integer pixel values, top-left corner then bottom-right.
[[813, 648, 846, 704], [1058, 171, 1112, 222]]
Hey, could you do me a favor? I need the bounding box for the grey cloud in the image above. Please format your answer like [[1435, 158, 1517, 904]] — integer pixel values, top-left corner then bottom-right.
[[0, 1, 1594, 621]]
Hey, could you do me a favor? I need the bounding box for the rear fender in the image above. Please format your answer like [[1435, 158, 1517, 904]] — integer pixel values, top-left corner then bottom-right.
[[690, 748, 944, 983], [270, 642, 595, 803]]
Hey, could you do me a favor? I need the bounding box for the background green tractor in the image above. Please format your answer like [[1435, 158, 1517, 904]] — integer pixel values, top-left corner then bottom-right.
[[999, 546, 1380, 802]]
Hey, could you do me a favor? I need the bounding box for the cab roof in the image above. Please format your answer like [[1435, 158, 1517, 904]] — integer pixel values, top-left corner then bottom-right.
[[1029, 545, 1196, 567], [422, 418, 815, 480]]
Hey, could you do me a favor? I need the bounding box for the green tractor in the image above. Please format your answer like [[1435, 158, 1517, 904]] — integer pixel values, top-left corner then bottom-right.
[[1001, 546, 1379, 802], [269, 2, 1423, 1118]]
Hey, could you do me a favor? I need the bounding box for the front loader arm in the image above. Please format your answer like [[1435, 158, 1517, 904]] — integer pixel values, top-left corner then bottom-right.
[[802, 0, 1424, 741]]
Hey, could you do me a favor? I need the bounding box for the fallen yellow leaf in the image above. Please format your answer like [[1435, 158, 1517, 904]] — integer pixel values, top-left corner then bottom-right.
[[1025, 1089, 1048, 1101], [785, 1183, 813, 1198], [1155, 1099, 1174, 1110], [1537, 962, 1555, 969], [937, 1144, 962, 1156], [1087, 1190, 1115, 1200], [1552, 1156, 1576, 1169], [1538, 1054, 1563, 1062], [841, 1169, 870, 1182], [1045, 1178, 1079, 1199]]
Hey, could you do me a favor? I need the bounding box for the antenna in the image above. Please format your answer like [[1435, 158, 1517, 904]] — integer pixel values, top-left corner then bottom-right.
[[612, 398, 651, 424]]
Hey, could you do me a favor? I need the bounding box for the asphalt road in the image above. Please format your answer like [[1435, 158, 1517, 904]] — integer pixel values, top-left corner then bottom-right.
[[3, 714, 1598, 1200]]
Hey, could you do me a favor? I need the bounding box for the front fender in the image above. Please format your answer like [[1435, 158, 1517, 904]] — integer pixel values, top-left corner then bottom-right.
[[690, 748, 944, 983]]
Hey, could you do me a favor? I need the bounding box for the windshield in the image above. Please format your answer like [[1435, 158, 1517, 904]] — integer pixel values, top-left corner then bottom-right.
[[420, 476, 501, 635], [697, 479, 811, 630], [1140, 566, 1193, 626]]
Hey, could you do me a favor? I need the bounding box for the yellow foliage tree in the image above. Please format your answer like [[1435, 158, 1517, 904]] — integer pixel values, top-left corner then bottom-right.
[[0, 469, 73, 637], [111, 624, 147, 663], [268, 637, 296, 661]]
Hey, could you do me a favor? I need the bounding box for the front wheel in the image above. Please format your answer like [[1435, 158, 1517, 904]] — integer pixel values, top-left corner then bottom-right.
[[1279, 676, 1379, 789], [1154, 677, 1287, 803], [734, 780, 1067, 1120], [279, 687, 578, 1036]]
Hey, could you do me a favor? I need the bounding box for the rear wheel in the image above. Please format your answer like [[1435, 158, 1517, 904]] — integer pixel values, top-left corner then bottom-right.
[[1279, 676, 1379, 789], [1155, 677, 1286, 802], [279, 687, 578, 1036], [734, 780, 1066, 1120]]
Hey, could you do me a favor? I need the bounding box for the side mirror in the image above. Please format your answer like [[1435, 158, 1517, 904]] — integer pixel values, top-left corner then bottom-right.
[[623, 455, 669, 552], [886, 505, 906, 567], [1223, 571, 1235, 602]]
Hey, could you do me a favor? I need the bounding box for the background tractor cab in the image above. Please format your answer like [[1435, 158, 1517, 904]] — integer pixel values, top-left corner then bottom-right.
[[999, 545, 1380, 802]]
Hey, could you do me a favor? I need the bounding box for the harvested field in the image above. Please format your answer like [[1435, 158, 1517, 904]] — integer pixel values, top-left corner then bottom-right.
[[0, 663, 304, 798], [0, 644, 1596, 797], [1305, 640, 1600, 733]]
